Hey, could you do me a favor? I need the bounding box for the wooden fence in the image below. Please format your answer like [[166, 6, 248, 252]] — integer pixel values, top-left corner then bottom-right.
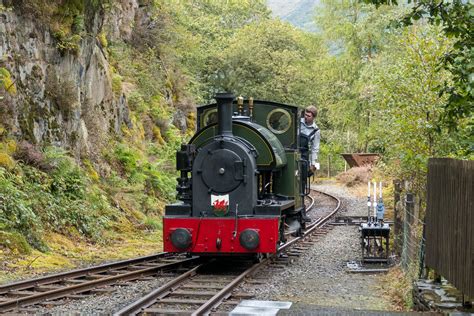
[[425, 158, 473, 297]]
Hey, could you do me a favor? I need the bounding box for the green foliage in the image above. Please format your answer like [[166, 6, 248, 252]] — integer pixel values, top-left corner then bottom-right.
[[312, 1, 470, 192], [46, 147, 87, 199], [112, 73, 123, 97], [0, 147, 116, 250], [0, 67, 17, 95], [314, 1, 405, 151], [54, 32, 82, 55], [98, 31, 108, 48], [108, 44, 167, 103], [143, 216, 162, 231], [165, 0, 271, 102], [0, 168, 44, 248], [0, 153, 14, 170], [212, 20, 326, 105], [361, 0, 473, 131], [114, 144, 141, 176], [113, 143, 176, 202], [361, 23, 461, 191], [149, 95, 172, 123], [127, 91, 148, 114], [0, 230, 31, 254]]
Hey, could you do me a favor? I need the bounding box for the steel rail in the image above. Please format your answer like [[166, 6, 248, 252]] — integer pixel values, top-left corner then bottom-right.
[[0, 257, 200, 312], [115, 259, 266, 316], [0, 252, 169, 294], [191, 260, 266, 315], [113, 265, 203, 316], [305, 190, 341, 235], [279, 189, 341, 251]]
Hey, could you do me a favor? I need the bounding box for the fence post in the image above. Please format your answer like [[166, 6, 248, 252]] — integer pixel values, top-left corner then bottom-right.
[[393, 180, 403, 256], [410, 195, 420, 266], [418, 214, 426, 278], [327, 155, 331, 178], [402, 192, 415, 270]]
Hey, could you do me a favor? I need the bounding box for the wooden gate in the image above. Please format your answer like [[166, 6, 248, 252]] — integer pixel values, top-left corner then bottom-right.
[[425, 158, 473, 297]]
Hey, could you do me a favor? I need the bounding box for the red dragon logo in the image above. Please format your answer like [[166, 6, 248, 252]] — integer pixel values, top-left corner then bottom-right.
[[212, 199, 229, 216], [213, 199, 228, 210]]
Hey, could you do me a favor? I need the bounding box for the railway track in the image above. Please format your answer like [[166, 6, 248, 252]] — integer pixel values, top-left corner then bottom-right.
[[0, 188, 340, 315], [115, 188, 341, 315], [114, 258, 262, 315], [0, 253, 200, 313]]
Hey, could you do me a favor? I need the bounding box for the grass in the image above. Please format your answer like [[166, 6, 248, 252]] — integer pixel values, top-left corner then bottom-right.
[[381, 265, 414, 310], [0, 229, 163, 284]]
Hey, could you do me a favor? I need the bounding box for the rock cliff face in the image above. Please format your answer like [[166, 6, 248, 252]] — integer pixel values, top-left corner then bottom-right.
[[0, 1, 140, 160]]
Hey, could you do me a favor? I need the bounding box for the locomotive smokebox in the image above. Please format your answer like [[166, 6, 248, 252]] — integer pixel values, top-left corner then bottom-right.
[[215, 92, 235, 137]]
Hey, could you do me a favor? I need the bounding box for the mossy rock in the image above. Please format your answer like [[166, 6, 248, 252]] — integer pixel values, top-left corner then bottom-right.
[[112, 73, 122, 97], [83, 159, 100, 182], [7, 140, 16, 153], [0, 67, 17, 95], [0, 152, 15, 169], [0, 231, 32, 254], [152, 126, 165, 145], [97, 31, 108, 48]]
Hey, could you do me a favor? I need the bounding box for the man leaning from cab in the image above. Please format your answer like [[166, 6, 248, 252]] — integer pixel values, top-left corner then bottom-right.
[[300, 105, 320, 173]]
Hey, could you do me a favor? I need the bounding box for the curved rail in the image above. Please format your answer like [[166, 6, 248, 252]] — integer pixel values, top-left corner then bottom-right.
[[279, 189, 341, 251], [0, 255, 200, 312], [0, 253, 168, 294]]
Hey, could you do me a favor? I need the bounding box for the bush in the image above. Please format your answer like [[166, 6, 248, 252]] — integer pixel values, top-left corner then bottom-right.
[[97, 31, 108, 48], [114, 143, 141, 175], [13, 141, 53, 171], [55, 33, 82, 55], [0, 153, 15, 169], [0, 230, 32, 254], [0, 147, 117, 250], [0, 168, 44, 247], [47, 151, 87, 200], [143, 216, 162, 230], [112, 73, 123, 97], [336, 166, 372, 187], [0, 67, 17, 95]]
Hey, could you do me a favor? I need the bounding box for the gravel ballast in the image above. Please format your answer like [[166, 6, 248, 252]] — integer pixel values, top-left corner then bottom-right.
[[247, 180, 396, 312], [37, 180, 397, 314]]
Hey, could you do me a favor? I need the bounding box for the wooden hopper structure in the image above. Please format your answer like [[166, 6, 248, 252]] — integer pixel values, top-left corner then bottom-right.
[[341, 153, 380, 168]]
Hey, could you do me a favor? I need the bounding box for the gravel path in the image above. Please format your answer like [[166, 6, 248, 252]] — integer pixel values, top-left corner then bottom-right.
[[246, 180, 396, 312]]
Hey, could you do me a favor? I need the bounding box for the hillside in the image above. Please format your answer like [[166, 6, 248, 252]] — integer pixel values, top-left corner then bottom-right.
[[267, 0, 320, 31]]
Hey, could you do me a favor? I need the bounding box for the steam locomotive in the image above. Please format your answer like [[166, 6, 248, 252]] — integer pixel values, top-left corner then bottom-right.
[[163, 93, 310, 255]]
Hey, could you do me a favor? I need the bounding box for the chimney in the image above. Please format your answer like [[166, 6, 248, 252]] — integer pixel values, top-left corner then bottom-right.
[[214, 92, 234, 137]]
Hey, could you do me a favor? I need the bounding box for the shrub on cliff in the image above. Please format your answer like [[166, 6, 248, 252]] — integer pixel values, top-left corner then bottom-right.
[[13, 141, 53, 172]]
